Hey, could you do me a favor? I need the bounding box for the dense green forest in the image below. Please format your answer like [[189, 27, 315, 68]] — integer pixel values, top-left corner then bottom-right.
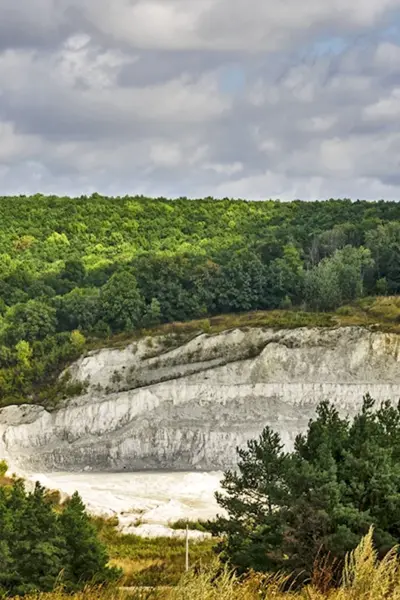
[[0, 195, 400, 408]]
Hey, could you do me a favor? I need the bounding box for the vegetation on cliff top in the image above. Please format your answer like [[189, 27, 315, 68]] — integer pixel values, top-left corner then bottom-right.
[[0, 195, 400, 408]]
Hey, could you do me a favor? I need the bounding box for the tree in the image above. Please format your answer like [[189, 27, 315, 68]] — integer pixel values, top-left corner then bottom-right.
[[54, 288, 101, 332], [365, 222, 400, 293], [61, 259, 86, 285], [0, 481, 120, 596], [100, 270, 144, 332], [305, 246, 373, 311], [211, 396, 400, 579], [142, 297, 162, 328], [0, 487, 15, 595], [210, 428, 288, 572], [70, 330, 86, 350], [15, 340, 33, 371], [59, 492, 119, 588], [10, 483, 66, 595], [5, 300, 57, 343]]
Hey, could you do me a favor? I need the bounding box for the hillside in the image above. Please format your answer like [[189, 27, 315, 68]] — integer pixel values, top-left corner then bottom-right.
[[0, 196, 400, 409], [1, 320, 400, 474]]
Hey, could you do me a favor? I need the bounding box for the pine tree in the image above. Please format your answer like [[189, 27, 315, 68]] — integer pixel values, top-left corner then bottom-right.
[[59, 492, 119, 589], [10, 482, 65, 595], [212, 396, 400, 578], [209, 427, 288, 572]]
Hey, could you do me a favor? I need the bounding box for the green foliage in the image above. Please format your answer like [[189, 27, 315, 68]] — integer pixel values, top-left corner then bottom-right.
[[15, 340, 33, 370], [305, 246, 373, 311], [60, 493, 120, 588], [100, 270, 144, 332], [168, 519, 209, 532], [0, 481, 119, 596], [54, 288, 100, 332], [5, 300, 57, 343], [0, 460, 7, 477], [211, 395, 400, 580], [70, 330, 86, 350], [0, 196, 399, 407], [142, 297, 162, 328]]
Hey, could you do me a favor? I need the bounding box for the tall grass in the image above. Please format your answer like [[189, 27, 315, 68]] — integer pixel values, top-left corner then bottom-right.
[[12, 528, 400, 599]]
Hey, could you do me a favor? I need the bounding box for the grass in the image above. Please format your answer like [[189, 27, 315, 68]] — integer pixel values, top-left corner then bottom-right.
[[88, 296, 400, 353], [93, 517, 215, 588], [13, 527, 400, 599]]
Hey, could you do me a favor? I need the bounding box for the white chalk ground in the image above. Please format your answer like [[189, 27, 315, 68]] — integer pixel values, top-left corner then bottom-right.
[[27, 471, 225, 539]]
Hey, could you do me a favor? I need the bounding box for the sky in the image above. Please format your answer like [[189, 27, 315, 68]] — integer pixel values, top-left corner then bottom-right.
[[1, 1, 400, 200]]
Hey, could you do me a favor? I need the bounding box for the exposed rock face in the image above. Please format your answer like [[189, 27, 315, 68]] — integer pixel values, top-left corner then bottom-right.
[[1, 326, 400, 472]]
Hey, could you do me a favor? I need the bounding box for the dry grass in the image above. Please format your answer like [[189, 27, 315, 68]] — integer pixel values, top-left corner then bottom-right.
[[93, 517, 215, 588], [88, 296, 400, 352], [13, 528, 400, 599]]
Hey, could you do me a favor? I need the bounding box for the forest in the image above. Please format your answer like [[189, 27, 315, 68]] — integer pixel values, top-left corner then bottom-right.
[[0, 195, 400, 408]]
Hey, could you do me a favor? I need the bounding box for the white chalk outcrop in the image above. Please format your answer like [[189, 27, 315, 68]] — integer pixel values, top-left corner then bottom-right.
[[1, 326, 400, 472]]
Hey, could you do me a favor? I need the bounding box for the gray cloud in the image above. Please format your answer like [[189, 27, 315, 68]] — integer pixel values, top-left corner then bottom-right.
[[1, 0, 400, 199]]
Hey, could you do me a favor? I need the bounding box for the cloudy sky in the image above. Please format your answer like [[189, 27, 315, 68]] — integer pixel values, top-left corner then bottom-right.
[[1, 1, 400, 200]]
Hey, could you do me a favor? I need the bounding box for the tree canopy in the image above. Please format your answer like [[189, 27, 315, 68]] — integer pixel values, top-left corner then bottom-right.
[[0, 478, 119, 596], [0, 195, 400, 408], [210, 395, 400, 581]]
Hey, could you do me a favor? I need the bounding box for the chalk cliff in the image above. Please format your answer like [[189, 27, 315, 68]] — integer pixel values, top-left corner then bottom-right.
[[1, 326, 400, 472]]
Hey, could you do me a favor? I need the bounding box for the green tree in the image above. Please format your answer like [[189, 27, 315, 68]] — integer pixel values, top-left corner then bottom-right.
[[10, 483, 65, 595], [100, 270, 144, 332], [211, 396, 400, 579], [54, 288, 100, 332], [5, 300, 57, 343], [0, 487, 15, 595], [70, 330, 86, 350], [59, 492, 119, 588], [61, 259, 86, 285], [210, 428, 288, 572], [0, 481, 120, 596], [305, 246, 373, 311], [142, 297, 162, 328], [15, 340, 33, 370], [366, 223, 400, 294]]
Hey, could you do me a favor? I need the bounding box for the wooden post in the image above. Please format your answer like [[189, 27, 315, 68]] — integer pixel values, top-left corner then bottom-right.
[[185, 523, 189, 572]]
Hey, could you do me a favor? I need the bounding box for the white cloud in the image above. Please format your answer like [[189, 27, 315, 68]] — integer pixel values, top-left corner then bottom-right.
[[363, 89, 400, 120]]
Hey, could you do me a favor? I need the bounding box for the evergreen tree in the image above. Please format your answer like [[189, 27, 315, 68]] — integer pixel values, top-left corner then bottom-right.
[[212, 396, 400, 578], [0, 481, 120, 596], [9, 483, 65, 595], [209, 427, 288, 572], [59, 492, 119, 589]]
